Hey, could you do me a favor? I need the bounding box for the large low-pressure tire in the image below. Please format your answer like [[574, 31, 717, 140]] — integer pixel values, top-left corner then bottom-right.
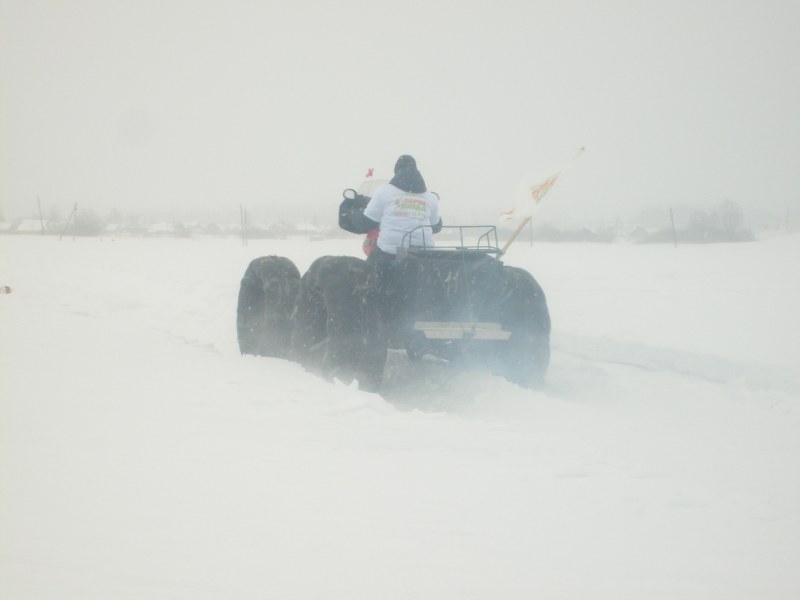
[[490, 265, 551, 387], [292, 256, 377, 387], [236, 256, 301, 357]]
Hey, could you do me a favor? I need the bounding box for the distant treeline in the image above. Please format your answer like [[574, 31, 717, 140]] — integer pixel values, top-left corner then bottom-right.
[[1, 199, 793, 243]]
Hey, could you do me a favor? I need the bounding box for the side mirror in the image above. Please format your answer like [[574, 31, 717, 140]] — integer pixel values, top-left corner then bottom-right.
[[342, 188, 357, 200]]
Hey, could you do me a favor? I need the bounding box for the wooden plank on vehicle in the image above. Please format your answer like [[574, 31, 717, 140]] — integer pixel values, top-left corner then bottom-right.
[[413, 321, 511, 341]]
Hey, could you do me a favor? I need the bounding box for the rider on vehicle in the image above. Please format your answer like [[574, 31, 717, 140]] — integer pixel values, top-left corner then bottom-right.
[[347, 154, 443, 270], [344, 155, 443, 354]]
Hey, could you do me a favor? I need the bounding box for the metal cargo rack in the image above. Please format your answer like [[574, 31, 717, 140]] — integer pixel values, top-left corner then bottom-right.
[[399, 225, 503, 257]]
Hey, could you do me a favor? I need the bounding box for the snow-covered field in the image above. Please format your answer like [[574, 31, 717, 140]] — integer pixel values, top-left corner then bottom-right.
[[1, 233, 799, 599]]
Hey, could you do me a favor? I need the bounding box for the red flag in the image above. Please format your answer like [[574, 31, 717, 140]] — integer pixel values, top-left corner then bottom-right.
[[366, 168, 374, 178]]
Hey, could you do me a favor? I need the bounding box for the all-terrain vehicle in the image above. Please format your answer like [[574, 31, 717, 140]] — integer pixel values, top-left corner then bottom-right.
[[236, 187, 551, 391]]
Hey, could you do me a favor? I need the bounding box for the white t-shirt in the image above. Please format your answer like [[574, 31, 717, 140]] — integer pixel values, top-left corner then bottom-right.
[[363, 184, 440, 254]]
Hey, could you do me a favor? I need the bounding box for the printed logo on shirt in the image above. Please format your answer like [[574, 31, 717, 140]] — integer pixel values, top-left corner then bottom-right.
[[393, 197, 428, 218]]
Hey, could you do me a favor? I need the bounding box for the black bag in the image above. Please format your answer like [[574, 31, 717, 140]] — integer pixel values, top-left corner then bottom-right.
[[338, 193, 371, 233]]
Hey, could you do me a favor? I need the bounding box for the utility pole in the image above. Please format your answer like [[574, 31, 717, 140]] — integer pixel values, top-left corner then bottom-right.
[[669, 208, 678, 248], [59, 203, 78, 241], [240, 205, 248, 247], [37, 197, 45, 234]]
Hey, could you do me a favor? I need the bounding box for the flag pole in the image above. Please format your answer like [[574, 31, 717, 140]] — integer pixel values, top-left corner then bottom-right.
[[500, 216, 532, 255], [499, 147, 585, 256]]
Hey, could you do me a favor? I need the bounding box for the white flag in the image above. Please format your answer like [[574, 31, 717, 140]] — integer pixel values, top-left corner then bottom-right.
[[499, 147, 585, 225]]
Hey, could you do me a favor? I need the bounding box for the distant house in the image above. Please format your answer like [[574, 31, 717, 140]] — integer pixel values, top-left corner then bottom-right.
[[203, 222, 224, 235], [145, 222, 174, 236], [293, 221, 325, 240], [294, 221, 322, 234], [265, 223, 289, 238], [16, 219, 47, 233]]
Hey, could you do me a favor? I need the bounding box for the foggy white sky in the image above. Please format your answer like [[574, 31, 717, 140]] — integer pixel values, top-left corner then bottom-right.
[[1, 0, 798, 226]]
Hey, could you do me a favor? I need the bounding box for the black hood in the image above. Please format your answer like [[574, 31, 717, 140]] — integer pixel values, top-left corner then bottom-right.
[[390, 154, 427, 193], [390, 168, 427, 193]]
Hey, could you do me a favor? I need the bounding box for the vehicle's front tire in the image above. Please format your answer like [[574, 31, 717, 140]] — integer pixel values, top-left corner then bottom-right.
[[236, 256, 301, 357]]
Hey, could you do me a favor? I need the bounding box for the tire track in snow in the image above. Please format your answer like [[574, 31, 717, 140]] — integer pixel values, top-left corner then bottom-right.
[[552, 331, 800, 398]]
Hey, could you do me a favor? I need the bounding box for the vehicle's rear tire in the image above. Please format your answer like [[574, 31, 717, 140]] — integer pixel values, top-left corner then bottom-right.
[[492, 265, 551, 387]]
